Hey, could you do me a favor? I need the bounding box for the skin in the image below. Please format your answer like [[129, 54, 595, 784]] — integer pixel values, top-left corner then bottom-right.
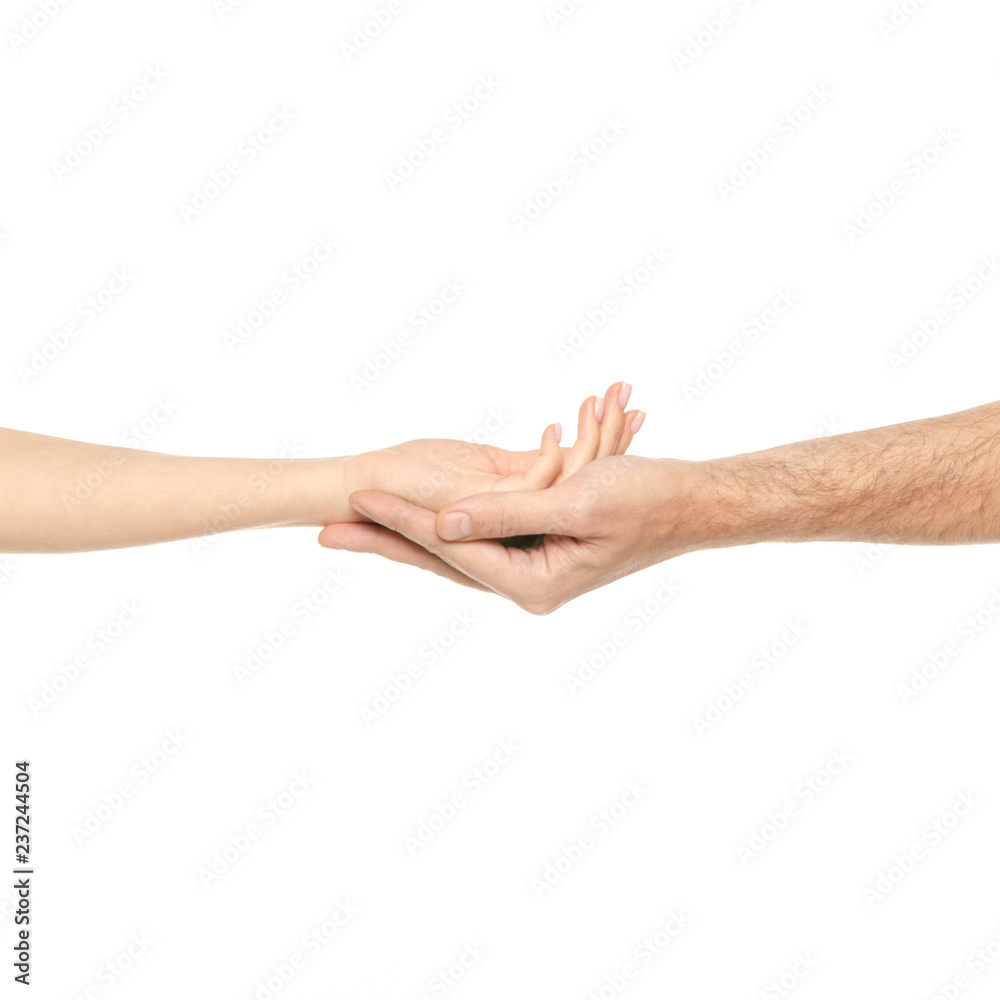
[[0, 383, 642, 555], [320, 399, 1000, 614]]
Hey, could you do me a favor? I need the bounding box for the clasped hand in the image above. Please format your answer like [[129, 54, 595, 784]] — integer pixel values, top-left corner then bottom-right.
[[319, 382, 699, 614]]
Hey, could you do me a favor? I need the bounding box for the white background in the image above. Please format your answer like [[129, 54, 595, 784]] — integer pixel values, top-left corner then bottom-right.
[[3, 0, 1000, 997]]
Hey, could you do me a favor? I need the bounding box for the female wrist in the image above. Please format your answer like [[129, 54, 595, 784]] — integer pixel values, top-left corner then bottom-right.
[[271, 456, 356, 527]]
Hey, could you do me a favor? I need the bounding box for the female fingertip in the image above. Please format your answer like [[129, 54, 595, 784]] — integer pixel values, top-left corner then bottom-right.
[[618, 382, 632, 409], [631, 411, 646, 434], [594, 397, 606, 422]]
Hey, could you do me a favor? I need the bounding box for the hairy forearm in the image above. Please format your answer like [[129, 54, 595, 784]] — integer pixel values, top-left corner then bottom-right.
[[0, 429, 354, 553], [689, 401, 1000, 549]]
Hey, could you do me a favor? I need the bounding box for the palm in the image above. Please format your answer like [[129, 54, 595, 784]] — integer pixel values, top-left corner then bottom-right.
[[320, 381, 648, 604], [350, 438, 552, 513]]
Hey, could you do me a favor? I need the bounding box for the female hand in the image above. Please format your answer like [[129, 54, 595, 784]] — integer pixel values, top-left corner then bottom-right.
[[342, 381, 644, 514]]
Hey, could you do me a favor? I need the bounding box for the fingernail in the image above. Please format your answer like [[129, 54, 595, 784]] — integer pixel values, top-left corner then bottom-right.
[[553, 422, 562, 444], [631, 411, 646, 434], [618, 382, 632, 409], [594, 397, 605, 422], [440, 511, 472, 540], [351, 504, 371, 520]]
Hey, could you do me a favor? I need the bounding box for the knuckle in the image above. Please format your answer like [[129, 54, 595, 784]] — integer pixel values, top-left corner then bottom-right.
[[493, 499, 519, 539], [355, 525, 386, 554], [372, 523, 398, 549], [565, 492, 599, 535]]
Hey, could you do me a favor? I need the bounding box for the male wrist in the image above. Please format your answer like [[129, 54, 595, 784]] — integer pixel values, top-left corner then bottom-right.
[[688, 445, 839, 549], [642, 457, 735, 559], [675, 455, 774, 552]]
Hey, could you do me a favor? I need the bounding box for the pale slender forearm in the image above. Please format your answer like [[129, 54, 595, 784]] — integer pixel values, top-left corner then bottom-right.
[[688, 401, 1000, 550], [0, 429, 354, 553]]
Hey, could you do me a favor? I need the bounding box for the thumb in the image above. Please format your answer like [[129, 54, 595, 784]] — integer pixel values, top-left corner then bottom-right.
[[437, 488, 569, 541]]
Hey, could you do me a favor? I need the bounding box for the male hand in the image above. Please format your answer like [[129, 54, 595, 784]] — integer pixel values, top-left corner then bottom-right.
[[321, 398, 1000, 609]]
